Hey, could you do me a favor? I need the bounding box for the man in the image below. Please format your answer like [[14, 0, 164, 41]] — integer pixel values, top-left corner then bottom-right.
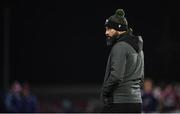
[[101, 9, 144, 113], [21, 82, 39, 112], [4, 81, 23, 112], [142, 79, 158, 113]]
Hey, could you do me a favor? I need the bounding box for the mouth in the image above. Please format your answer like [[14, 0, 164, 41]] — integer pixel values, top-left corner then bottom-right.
[[107, 36, 111, 39]]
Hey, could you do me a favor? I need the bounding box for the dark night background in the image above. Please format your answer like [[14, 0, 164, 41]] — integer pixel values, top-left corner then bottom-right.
[[1, 0, 180, 87]]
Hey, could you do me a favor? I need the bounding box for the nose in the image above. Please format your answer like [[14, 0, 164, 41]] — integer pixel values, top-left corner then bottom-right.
[[105, 30, 109, 36]]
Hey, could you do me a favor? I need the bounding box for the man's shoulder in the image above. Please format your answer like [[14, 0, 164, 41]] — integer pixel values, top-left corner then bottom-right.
[[110, 41, 129, 55], [112, 41, 130, 50]]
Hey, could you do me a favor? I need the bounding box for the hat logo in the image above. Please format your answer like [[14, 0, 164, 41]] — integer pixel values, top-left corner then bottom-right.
[[105, 19, 109, 24], [118, 25, 121, 28]]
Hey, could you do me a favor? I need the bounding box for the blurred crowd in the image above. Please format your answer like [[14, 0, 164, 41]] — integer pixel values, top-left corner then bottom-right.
[[0, 80, 39, 112], [142, 78, 180, 113], [0, 79, 180, 113]]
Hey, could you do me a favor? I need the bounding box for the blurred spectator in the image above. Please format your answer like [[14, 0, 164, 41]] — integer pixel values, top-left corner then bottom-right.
[[174, 84, 180, 112], [153, 86, 162, 111], [142, 78, 159, 113], [160, 84, 179, 112], [4, 80, 23, 112], [153, 86, 162, 101], [21, 81, 39, 112]]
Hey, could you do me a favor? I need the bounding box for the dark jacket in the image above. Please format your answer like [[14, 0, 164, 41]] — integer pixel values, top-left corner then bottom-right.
[[4, 92, 24, 112], [101, 30, 144, 104]]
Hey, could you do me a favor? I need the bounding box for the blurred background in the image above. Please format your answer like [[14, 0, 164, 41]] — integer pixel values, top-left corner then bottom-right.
[[0, 0, 180, 113]]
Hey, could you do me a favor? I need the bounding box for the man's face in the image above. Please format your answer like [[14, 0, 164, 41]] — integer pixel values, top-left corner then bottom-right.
[[12, 82, 22, 93], [105, 27, 119, 39]]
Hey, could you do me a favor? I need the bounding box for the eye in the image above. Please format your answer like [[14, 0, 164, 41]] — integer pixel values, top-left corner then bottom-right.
[[105, 27, 112, 31]]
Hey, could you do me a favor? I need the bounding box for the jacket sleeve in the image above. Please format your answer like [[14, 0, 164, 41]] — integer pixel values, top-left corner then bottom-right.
[[102, 42, 127, 97]]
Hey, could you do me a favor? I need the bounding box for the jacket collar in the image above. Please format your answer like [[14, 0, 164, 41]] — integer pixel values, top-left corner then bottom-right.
[[108, 29, 142, 53]]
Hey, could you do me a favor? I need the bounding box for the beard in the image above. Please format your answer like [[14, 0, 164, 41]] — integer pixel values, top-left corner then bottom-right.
[[105, 34, 119, 46], [106, 36, 116, 46]]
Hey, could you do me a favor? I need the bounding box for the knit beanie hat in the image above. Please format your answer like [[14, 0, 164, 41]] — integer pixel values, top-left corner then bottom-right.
[[105, 9, 128, 31]]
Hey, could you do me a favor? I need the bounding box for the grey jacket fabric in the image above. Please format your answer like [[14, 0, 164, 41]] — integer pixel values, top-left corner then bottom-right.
[[101, 31, 144, 104]]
